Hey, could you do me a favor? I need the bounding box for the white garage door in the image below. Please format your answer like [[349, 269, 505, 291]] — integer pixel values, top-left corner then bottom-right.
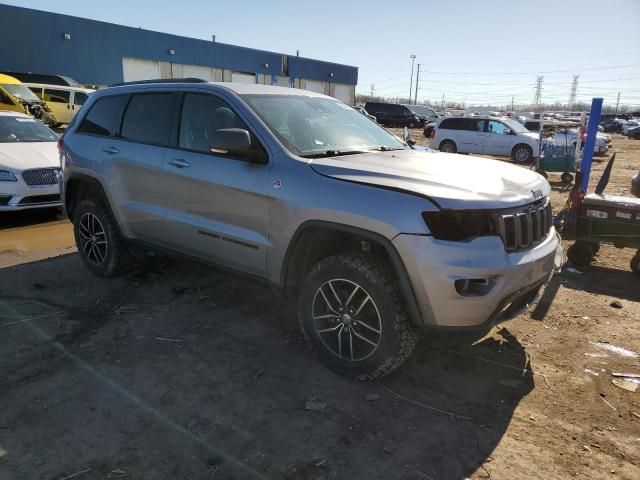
[[182, 65, 214, 81], [304, 80, 325, 94], [333, 84, 351, 104], [272, 76, 290, 87], [231, 72, 256, 84], [122, 57, 160, 82]]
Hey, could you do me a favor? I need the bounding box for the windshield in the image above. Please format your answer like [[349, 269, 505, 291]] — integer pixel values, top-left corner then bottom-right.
[[407, 105, 436, 117], [1, 84, 42, 103], [0, 116, 58, 143], [242, 95, 406, 157], [501, 118, 529, 134]]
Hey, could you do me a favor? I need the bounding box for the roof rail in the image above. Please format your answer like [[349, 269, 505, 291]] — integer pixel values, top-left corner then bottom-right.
[[109, 78, 208, 87]]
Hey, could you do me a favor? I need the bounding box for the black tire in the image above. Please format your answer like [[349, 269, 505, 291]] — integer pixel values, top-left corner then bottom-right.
[[512, 144, 533, 163], [586, 242, 600, 255], [73, 198, 134, 277], [631, 254, 640, 276], [561, 172, 574, 184], [567, 241, 594, 266], [298, 252, 419, 380], [439, 140, 457, 153]]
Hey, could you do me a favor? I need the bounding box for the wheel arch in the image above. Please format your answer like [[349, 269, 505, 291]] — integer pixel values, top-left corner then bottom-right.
[[280, 220, 423, 326], [64, 173, 116, 225]]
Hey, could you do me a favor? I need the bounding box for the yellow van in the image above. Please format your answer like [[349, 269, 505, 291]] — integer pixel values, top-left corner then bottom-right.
[[0, 74, 56, 125]]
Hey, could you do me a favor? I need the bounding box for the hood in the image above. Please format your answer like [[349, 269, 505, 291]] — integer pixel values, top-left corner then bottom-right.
[[310, 149, 550, 210], [520, 131, 540, 142], [0, 142, 59, 171]]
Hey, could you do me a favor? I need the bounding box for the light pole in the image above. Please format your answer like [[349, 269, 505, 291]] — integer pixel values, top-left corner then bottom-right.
[[408, 55, 416, 105]]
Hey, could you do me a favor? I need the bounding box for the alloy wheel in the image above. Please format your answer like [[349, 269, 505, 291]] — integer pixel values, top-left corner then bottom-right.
[[311, 278, 382, 361], [78, 212, 108, 265]]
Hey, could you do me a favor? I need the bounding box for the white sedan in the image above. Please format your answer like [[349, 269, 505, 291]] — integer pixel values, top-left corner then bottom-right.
[[550, 128, 609, 156], [0, 111, 61, 210]]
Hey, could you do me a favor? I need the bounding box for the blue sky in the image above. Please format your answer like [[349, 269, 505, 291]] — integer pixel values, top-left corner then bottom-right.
[[4, 0, 640, 107]]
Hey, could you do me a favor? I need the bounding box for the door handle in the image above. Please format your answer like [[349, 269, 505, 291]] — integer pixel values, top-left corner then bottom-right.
[[101, 146, 119, 154], [169, 159, 190, 168]]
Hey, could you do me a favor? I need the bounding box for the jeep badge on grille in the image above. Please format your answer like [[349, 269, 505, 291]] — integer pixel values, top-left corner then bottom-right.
[[531, 189, 543, 199]]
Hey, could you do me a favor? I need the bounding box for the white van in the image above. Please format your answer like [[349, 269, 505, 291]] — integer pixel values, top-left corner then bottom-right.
[[430, 116, 540, 163], [23, 83, 94, 126]]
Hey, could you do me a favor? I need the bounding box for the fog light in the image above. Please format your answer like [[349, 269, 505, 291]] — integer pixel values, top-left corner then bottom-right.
[[455, 278, 494, 297]]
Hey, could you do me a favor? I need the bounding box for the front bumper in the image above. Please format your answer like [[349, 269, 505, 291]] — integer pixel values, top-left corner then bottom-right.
[[393, 230, 560, 328], [0, 177, 61, 211]]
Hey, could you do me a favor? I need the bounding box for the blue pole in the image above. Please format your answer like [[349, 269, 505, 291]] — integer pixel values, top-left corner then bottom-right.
[[579, 97, 603, 193]]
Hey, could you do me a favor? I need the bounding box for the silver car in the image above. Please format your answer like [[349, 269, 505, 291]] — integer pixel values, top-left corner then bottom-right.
[[60, 80, 560, 379]]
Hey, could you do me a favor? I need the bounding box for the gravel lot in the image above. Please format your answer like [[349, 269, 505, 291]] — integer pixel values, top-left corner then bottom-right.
[[1, 133, 639, 480]]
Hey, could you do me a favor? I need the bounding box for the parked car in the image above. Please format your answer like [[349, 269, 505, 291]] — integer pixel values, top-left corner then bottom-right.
[[423, 121, 437, 138], [622, 120, 639, 135], [60, 80, 559, 379], [25, 83, 94, 126], [353, 105, 377, 122], [522, 120, 541, 131], [363, 102, 421, 128], [0, 111, 61, 210], [627, 125, 640, 139], [602, 118, 626, 133], [1, 71, 83, 87], [550, 128, 609, 156], [430, 116, 540, 162], [0, 74, 56, 125], [404, 104, 440, 126]]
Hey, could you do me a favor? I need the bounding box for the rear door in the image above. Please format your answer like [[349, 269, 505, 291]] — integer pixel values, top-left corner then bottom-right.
[[43, 88, 73, 124], [457, 119, 485, 153], [483, 120, 513, 156], [162, 92, 271, 277]]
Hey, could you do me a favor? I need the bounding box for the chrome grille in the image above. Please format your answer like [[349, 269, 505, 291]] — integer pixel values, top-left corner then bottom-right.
[[497, 200, 552, 251], [21, 168, 61, 186]]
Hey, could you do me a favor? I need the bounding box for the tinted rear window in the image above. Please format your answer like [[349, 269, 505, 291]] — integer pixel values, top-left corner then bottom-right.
[[77, 95, 128, 136], [120, 93, 174, 146]]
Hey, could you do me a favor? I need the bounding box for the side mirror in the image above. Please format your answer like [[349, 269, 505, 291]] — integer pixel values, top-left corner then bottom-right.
[[211, 128, 266, 164]]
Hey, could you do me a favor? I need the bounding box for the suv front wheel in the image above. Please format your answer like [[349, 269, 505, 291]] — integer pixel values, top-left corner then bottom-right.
[[298, 252, 419, 380], [73, 198, 134, 277]]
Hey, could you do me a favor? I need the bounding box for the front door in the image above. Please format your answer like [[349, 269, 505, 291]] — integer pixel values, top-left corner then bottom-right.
[[43, 88, 73, 124], [483, 120, 513, 156], [163, 92, 271, 278], [71, 91, 89, 120]]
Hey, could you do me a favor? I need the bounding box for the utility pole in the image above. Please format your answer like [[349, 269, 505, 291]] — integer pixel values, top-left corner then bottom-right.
[[511, 96, 514, 111], [408, 55, 416, 105], [441, 92, 445, 109], [568, 75, 579, 108], [533, 76, 544, 105], [370, 83, 375, 98], [414, 64, 420, 105], [615, 92, 621, 114]]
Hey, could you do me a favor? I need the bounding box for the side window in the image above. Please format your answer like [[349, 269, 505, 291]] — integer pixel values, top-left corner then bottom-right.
[[44, 89, 71, 103], [440, 118, 454, 129], [120, 93, 174, 146], [487, 120, 510, 135], [74, 92, 89, 106], [178, 93, 262, 160], [0, 89, 13, 105], [28, 87, 44, 99], [77, 95, 129, 136]]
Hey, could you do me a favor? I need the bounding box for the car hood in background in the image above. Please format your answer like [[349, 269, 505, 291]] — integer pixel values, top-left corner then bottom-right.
[[310, 149, 550, 210], [0, 142, 59, 170]]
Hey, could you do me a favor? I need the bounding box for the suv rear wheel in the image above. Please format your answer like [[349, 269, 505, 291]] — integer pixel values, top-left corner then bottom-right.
[[512, 144, 533, 163], [298, 252, 418, 380], [73, 198, 134, 277]]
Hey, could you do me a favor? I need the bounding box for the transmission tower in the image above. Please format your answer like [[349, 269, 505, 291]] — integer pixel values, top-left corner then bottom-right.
[[568, 75, 579, 107], [533, 76, 544, 105]]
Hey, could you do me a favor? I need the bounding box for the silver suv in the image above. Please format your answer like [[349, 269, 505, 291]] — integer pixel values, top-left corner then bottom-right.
[[60, 80, 560, 379]]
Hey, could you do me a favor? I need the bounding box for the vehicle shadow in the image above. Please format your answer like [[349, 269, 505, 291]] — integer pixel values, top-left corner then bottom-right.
[[558, 264, 640, 303], [0, 253, 532, 480], [0, 207, 63, 230]]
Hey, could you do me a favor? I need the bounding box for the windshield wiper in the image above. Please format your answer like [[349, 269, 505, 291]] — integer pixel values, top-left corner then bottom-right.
[[301, 150, 368, 159], [368, 146, 406, 152]]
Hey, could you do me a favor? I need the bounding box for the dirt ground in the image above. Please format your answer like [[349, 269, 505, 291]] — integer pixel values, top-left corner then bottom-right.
[[1, 133, 639, 480]]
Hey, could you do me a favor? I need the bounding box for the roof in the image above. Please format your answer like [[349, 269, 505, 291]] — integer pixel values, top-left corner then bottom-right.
[[0, 73, 21, 84], [107, 81, 329, 98]]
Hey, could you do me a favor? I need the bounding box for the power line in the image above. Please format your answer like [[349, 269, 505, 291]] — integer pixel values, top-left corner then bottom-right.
[[420, 63, 640, 76]]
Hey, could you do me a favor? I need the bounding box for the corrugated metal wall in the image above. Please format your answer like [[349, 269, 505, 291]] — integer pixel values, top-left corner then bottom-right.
[[0, 4, 358, 91]]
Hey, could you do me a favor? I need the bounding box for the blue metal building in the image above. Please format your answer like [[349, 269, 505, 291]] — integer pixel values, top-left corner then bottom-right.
[[0, 4, 358, 103]]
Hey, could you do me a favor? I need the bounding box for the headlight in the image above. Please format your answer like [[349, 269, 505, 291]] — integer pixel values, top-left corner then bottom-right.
[[0, 170, 17, 182], [422, 211, 496, 241]]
